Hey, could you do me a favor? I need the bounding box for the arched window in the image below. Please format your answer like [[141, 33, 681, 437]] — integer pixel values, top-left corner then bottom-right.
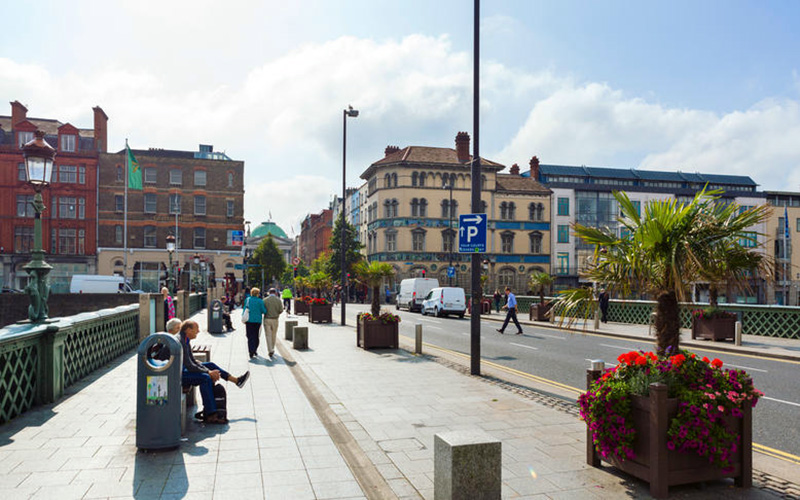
[[411, 198, 419, 217], [442, 174, 449, 188], [442, 229, 455, 253], [500, 202, 508, 220], [529, 231, 543, 254], [536, 203, 544, 221], [227, 172, 234, 188], [419, 198, 428, 217], [412, 172, 419, 187], [384, 200, 392, 218], [113, 259, 123, 268], [528, 203, 536, 221], [508, 202, 516, 220], [392, 173, 398, 187], [498, 267, 515, 288], [384, 173, 391, 188], [419, 172, 427, 187]]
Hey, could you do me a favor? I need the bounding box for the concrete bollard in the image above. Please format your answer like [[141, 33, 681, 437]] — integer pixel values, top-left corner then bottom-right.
[[434, 431, 501, 500], [285, 320, 298, 341], [293, 326, 308, 350], [735, 321, 742, 346], [415, 324, 423, 354]]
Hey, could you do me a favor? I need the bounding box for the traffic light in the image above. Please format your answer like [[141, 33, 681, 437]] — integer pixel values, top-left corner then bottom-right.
[[422, 270, 426, 277], [293, 266, 298, 277]]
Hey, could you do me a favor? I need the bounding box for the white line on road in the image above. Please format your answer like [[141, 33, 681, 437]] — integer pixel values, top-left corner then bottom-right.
[[426, 326, 443, 330], [510, 342, 538, 350], [763, 396, 800, 408], [600, 343, 634, 351], [725, 363, 768, 373]]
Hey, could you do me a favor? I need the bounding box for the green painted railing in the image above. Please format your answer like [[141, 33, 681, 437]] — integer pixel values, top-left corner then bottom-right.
[[0, 304, 139, 425], [188, 293, 206, 316]]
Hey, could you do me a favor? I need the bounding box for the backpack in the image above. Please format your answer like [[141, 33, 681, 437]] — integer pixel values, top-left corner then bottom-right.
[[194, 384, 228, 423]]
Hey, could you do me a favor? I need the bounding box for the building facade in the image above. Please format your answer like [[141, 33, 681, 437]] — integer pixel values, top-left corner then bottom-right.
[[359, 132, 552, 292], [526, 161, 768, 298], [0, 101, 107, 292], [298, 208, 333, 264], [96, 145, 244, 292], [765, 191, 800, 305]]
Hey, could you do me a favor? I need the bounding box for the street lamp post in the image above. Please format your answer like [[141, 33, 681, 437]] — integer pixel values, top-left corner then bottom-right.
[[341, 105, 359, 326], [166, 234, 176, 293], [192, 253, 200, 292], [21, 130, 55, 323], [444, 181, 455, 286]]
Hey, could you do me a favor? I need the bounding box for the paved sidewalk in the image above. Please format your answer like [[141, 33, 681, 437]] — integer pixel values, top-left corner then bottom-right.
[[1, 306, 796, 499]]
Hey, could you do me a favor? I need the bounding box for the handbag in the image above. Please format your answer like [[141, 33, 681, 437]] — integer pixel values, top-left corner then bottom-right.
[[241, 297, 250, 323]]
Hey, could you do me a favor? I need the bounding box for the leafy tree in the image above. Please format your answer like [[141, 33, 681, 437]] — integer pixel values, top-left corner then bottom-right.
[[353, 260, 395, 316], [557, 188, 771, 354], [281, 259, 310, 285], [247, 234, 286, 288], [311, 252, 332, 274], [308, 271, 333, 297], [326, 213, 364, 278], [528, 271, 555, 306]]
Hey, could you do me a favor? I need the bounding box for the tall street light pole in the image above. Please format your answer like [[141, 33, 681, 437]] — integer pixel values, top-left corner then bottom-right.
[[341, 105, 359, 326], [470, 0, 482, 375], [444, 181, 454, 286]]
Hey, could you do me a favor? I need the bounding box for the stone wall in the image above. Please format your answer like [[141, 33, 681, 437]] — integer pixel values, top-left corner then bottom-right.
[[0, 293, 139, 328]]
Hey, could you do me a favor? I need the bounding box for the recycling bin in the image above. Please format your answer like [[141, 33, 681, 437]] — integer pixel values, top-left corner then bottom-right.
[[136, 333, 183, 450], [208, 300, 223, 333]]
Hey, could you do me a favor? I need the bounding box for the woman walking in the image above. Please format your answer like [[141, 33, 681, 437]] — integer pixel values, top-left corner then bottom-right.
[[243, 287, 267, 358]]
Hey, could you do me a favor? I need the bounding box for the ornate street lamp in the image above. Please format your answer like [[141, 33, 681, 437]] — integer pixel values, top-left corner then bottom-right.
[[192, 252, 200, 292], [22, 130, 55, 323], [166, 234, 176, 293]]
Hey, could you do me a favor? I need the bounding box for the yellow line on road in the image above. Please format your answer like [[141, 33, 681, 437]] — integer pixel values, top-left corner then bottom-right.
[[402, 334, 800, 466]]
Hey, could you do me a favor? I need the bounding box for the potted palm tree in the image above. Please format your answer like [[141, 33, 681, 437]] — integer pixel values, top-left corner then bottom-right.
[[556, 188, 769, 498], [354, 261, 400, 349], [308, 272, 333, 323], [293, 276, 310, 315], [528, 271, 554, 321]]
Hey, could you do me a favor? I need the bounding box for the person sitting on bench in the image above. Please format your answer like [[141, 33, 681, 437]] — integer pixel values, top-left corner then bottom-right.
[[179, 319, 250, 424]]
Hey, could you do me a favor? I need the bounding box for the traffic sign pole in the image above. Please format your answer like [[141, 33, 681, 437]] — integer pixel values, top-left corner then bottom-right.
[[470, 0, 481, 377]]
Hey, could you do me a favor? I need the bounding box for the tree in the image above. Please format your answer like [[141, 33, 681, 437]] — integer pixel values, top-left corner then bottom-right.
[[558, 188, 770, 354], [326, 213, 364, 278], [528, 271, 554, 306], [247, 235, 286, 289], [353, 260, 395, 316]]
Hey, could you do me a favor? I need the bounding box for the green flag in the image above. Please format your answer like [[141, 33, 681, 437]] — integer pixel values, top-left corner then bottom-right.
[[127, 145, 142, 190]]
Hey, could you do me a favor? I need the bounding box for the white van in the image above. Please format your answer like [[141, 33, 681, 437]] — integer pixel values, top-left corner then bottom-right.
[[70, 275, 137, 293], [421, 287, 467, 317], [396, 278, 440, 312]]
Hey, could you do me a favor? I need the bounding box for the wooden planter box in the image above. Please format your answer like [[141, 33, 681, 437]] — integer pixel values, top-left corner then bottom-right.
[[529, 301, 552, 321], [357, 319, 399, 349], [309, 303, 332, 323], [691, 315, 736, 341], [294, 299, 309, 315], [586, 371, 752, 498]]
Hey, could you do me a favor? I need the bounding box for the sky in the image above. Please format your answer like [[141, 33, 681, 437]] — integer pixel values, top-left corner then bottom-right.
[[2, 0, 800, 234]]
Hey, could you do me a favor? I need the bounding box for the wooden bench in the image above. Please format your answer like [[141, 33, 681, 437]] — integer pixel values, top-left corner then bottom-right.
[[181, 343, 211, 433], [192, 343, 212, 363]]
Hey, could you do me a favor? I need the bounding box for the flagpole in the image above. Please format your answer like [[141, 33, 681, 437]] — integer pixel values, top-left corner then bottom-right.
[[124, 139, 129, 285]]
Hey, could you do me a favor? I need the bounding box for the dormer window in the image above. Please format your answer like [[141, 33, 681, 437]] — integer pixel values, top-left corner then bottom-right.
[[61, 134, 76, 152], [18, 131, 33, 148]]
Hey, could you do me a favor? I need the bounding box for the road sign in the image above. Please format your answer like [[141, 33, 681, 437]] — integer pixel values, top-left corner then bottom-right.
[[447, 266, 456, 278], [231, 230, 244, 246], [292, 257, 300, 265], [458, 213, 487, 253], [234, 264, 244, 270]]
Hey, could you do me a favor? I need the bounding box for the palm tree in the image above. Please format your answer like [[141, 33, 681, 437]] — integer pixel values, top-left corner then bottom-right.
[[353, 261, 395, 316], [528, 271, 554, 306], [308, 271, 332, 297], [561, 188, 770, 354]]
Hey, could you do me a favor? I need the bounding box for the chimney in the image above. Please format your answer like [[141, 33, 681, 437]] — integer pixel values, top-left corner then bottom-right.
[[455, 131, 470, 163], [385, 145, 399, 156], [93, 106, 108, 153], [510, 163, 520, 175], [10, 100, 28, 128], [529, 156, 540, 180]]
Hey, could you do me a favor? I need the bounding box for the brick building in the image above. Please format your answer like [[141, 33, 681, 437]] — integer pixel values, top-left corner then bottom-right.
[[0, 101, 107, 292], [299, 209, 333, 264], [96, 145, 244, 292]]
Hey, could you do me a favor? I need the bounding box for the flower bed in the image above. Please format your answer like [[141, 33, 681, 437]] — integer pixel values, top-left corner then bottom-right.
[[581, 349, 760, 498], [357, 312, 400, 349], [294, 298, 309, 315], [309, 302, 332, 323]]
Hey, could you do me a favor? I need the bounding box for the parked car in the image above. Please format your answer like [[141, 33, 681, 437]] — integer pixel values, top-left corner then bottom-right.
[[396, 278, 440, 312], [69, 275, 140, 293], [421, 287, 467, 318]]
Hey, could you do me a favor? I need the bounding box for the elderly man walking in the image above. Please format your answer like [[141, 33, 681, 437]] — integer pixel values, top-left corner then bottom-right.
[[263, 288, 283, 359]]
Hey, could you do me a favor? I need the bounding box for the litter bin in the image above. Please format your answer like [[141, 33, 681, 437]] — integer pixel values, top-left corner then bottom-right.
[[136, 333, 183, 450], [208, 299, 223, 333]]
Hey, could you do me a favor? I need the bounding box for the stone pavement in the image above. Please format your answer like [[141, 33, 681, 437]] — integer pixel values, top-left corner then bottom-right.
[[0, 306, 796, 499]]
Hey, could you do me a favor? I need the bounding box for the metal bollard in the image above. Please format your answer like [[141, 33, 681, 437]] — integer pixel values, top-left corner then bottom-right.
[[735, 321, 742, 346], [415, 324, 423, 354], [591, 359, 605, 372]]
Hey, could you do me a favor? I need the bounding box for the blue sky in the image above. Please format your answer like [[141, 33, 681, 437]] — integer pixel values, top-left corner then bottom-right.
[[2, 0, 799, 233]]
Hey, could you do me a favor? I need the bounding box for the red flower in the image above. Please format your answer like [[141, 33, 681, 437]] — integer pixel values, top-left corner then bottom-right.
[[669, 354, 686, 367], [702, 356, 710, 364], [635, 355, 647, 366], [646, 352, 657, 362], [711, 358, 723, 369]]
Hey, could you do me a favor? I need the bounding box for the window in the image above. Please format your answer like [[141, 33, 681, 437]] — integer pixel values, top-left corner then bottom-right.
[[385, 231, 397, 252], [384, 173, 391, 188], [441, 199, 458, 218], [115, 225, 123, 244], [412, 230, 426, 251], [170, 169, 182, 185], [144, 193, 157, 213], [18, 163, 26, 181], [557, 225, 570, 243], [419, 198, 427, 217], [142, 226, 157, 248], [59, 165, 77, 183], [227, 172, 234, 188], [59, 197, 77, 219], [442, 229, 455, 253], [78, 198, 85, 219], [501, 232, 514, 253], [115, 195, 124, 212], [194, 170, 207, 186], [16, 195, 34, 217], [500, 202, 516, 220], [739, 231, 757, 248], [557, 197, 569, 216], [530, 232, 542, 253], [557, 252, 570, 275], [529, 202, 544, 221], [18, 131, 33, 148], [631, 200, 641, 217], [51, 229, 56, 254], [419, 172, 426, 187], [412, 172, 419, 187], [58, 229, 77, 254], [14, 226, 33, 253], [796, 218, 800, 232], [194, 227, 206, 248], [144, 167, 157, 184], [194, 195, 206, 215], [227, 200, 234, 217], [116, 166, 123, 182], [498, 268, 515, 288], [169, 194, 181, 214], [60, 134, 76, 152], [79, 165, 85, 184]]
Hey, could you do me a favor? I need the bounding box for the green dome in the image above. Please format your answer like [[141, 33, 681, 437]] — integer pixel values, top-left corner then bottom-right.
[[251, 221, 288, 239]]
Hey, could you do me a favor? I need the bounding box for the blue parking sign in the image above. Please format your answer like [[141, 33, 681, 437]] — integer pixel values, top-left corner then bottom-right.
[[458, 214, 487, 253]]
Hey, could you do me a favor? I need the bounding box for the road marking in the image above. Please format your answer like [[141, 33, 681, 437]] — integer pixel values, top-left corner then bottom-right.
[[762, 396, 800, 408], [426, 326, 443, 330], [753, 444, 800, 465], [600, 343, 633, 351], [461, 332, 469, 336], [725, 363, 767, 373], [510, 342, 538, 350]]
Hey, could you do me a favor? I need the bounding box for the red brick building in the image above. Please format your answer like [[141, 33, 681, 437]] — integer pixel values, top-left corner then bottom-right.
[[299, 209, 332, 264], [0, 101, 107, 292]]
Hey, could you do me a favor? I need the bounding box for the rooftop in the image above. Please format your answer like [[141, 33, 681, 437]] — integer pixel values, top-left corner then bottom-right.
[[250, 221, 288, 240]]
